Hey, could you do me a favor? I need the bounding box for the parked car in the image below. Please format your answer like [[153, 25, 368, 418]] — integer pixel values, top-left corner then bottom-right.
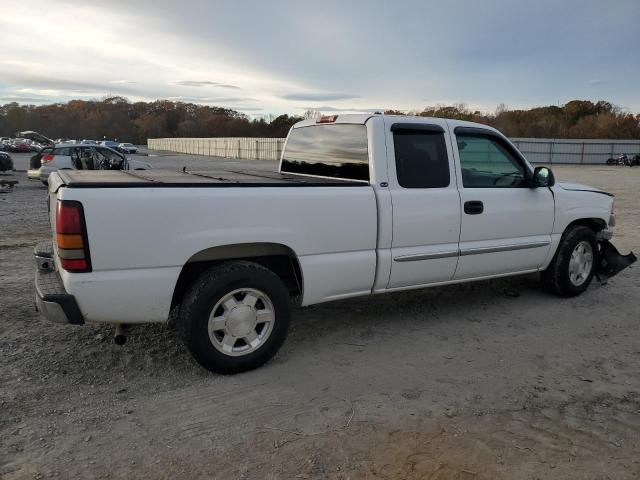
[[98, 140, 129, 155], [11, 139, 31, 153], [0, 151, 14, 172], [34, 114, 636, 374], [118, 143, 137, 154], [37, 144, 151, 184], [17, 131, 55, 148]]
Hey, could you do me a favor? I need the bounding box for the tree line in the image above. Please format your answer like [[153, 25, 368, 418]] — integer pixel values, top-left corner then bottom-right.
[[0, 97, 303, 144], [386, 100, 640, 139], [0, 97, 638, 143]]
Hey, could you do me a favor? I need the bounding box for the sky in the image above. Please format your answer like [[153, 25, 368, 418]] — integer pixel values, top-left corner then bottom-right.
[[0, 0, 638, 116]]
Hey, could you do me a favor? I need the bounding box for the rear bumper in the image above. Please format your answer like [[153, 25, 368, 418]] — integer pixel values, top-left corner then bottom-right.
[[34, 242, 84, 325], [39, 166, 54, 182]]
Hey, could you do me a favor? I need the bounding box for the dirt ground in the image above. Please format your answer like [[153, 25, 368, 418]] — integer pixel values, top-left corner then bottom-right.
[[1, 155, 639, 479]]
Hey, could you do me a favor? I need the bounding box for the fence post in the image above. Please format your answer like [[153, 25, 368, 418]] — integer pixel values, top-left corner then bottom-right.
[[580, 142, 585, 164], [549, 141, 554, 165], [255, 140, 259, 160]]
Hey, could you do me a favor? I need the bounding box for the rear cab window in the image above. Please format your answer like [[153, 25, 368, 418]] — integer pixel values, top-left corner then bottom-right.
[[280, 124, 369, 182]]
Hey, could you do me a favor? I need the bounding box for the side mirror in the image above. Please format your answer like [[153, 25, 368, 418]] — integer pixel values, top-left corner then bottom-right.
[[532, 166, 555, 188]]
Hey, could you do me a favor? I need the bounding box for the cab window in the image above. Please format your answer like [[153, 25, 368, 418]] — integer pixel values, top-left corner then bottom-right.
[[393, 127, 450, 188], [456, 134, 527, 188]]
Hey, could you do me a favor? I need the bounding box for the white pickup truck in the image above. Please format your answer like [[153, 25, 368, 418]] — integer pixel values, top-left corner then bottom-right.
[[35, 114, 636, 374]]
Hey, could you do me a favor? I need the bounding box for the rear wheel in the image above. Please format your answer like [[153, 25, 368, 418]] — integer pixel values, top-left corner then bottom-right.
[[177, 261, 291, 374], [542, 225, 598, 297]]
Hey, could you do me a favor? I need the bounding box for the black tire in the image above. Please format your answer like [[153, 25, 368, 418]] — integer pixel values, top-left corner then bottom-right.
[[541, 225, 598, 297], [177, 261, 291, 374], [41, 181, 48, 186], [606, 158, 615, 165]]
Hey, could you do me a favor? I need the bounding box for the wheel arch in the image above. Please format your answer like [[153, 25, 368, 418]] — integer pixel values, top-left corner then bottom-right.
[[564, 217, 607, 236], [170, 242, 303, 314], [543, 217, 607, 271]]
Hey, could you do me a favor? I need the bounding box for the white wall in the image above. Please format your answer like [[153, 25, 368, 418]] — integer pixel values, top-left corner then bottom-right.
[[148, 137, 640, 164], [147, 137, 286, 161]]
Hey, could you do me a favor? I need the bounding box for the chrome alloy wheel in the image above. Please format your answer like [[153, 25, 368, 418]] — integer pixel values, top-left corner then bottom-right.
[[568, 241, 594, 287], [207, 288, 276, 357]]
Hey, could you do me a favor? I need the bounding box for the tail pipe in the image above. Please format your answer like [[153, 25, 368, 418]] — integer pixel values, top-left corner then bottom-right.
[[114, 324, 128, 345], [597, 240, 637, 283]]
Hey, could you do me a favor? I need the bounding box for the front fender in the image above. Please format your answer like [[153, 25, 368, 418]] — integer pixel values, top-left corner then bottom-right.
[[597, 240, 637, 282]]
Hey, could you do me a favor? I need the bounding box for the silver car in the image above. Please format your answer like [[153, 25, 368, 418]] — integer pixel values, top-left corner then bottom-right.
[[38, 144, 151, 185], [18, 131, 152, 184]]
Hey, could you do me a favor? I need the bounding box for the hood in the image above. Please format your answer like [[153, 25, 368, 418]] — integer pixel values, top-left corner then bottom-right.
[[17, 130, 54, 146], [556, 182, 613, 197]]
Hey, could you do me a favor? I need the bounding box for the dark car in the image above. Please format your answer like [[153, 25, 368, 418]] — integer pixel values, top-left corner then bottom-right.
[[0, 151, 14, 172]]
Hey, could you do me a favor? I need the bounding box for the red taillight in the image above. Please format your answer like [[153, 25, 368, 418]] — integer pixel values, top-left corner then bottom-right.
[[56, 200, 91, 272], [317, 115, 338, 123], [42, 154, 54, 163]]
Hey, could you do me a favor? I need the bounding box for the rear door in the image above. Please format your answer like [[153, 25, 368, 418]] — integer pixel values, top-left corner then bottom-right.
[[451, 126, 554, 279], [385, 119, 462, 288]]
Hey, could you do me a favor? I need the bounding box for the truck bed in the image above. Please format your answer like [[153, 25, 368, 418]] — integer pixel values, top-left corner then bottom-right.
[[57, 169, 366, 188]]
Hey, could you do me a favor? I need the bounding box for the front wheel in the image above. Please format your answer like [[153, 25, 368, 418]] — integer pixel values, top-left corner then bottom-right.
[[542, 226, 598, 297], [177, 261, 291, 374]]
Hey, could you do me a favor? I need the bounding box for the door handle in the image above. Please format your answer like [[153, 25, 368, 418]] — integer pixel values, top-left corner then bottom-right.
[[464, 200, 484, 215]]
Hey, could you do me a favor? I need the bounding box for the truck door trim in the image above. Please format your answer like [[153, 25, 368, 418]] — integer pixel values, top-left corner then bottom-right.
[[460, 240, 550, 256], [394, 250, 459, 262], [394, 239, 549, 262]]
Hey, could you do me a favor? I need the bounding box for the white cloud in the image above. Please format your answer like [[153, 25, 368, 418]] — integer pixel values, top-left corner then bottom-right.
[[0, 0, 638, 113]]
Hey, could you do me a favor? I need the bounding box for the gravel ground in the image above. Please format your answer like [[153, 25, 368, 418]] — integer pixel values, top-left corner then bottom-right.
[[1, 153, 639, 479]]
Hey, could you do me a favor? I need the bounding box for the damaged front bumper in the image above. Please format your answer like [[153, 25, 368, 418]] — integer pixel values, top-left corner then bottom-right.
[[597, 240, 637, 282]]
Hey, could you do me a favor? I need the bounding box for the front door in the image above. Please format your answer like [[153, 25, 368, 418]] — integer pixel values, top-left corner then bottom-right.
[[386, 120, 462, 289], [451, 127, 555, 279]]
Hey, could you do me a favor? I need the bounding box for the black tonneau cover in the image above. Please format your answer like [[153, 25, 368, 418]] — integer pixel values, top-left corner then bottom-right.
[[58, 169, 367, 188]]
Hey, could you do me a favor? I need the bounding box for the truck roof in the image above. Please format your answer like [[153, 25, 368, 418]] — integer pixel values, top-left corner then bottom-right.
[[292, 114, 502, 135]]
